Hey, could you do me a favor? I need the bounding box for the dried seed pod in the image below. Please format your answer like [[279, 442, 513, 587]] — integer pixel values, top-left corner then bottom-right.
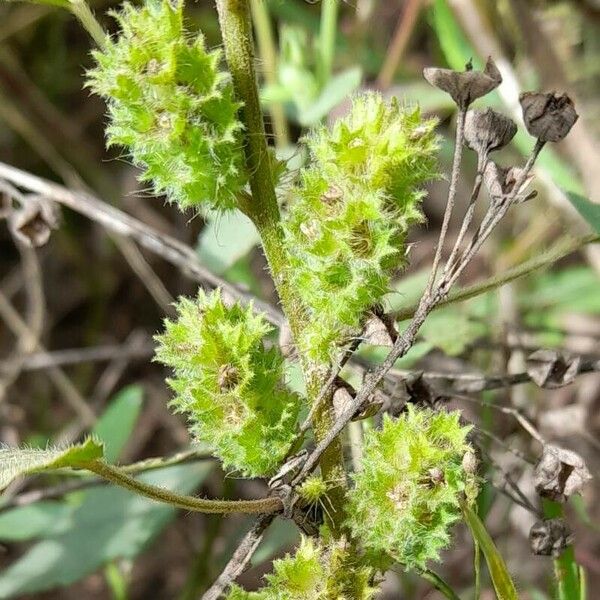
[[534, 444, 592, 502], [464, 108, 517, 157], [526, 349, 580, 389], [8, 195, 59, 247], [333, 385, 354, 420], [362, 312, 396, 347], [529, 518, 573, 557], [404, 372, 445, 409], [519, 92, 578, 143], [423, 57, 502, 110], [462, 450, 478, 475], [217, 364, 239, 391], [483, 161, 535, 204]]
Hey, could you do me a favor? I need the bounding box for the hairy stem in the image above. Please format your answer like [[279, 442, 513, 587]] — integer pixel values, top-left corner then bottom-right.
[[215, 0, 347, 535], [86, 460, 282, 514]]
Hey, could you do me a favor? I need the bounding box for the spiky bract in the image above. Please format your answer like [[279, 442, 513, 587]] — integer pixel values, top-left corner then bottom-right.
[[227, 537, 377, 599], [87, 0, 246, 211], [284, 93, 438, 362], [347, 406, 476, 570], [154, 290, 300, 477]]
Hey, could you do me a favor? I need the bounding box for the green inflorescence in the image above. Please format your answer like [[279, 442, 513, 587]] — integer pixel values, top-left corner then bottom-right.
[[87, 0, 247, 211], [283, 93, 439, 363], [227, 537, 377, 599], [154, 290, 300, 477], [347, 406, 477, 570]]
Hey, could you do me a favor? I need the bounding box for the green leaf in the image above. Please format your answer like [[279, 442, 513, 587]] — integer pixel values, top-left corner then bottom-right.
[[566, 192, 600, 234], [197, 210, 260, 275], [297, 67, 362, 126], [0, 463, 212, 598], [0, 501, 72, 541], [462, 501, 519, 600], [92, 385, 143, 464], [0, 438, 103, 492]]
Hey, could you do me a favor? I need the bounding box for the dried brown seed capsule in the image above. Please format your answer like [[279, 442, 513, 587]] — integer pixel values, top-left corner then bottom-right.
[[218, 364, 239, 391], [321, 185, 343, 204], [519, 92, 578, 143], [464, 108, 517, 157], [526, 349, 580, 389], [462, 450, 478, 475], [483, 161, 534, 204], [423, 57, 502, 110], [8, 195, 60, 248], [529, 518, 573, 557], [426, 467, 445, 486], [534, 444, 592, 502]]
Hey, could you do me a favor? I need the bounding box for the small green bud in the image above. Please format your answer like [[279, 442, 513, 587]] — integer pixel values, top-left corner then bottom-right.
[[347, 406, 477, 570], [87, 0, 247, 211], [154, 290, 300, 477]]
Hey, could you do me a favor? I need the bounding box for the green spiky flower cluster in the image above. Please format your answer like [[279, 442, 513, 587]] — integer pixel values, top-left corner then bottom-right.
[[283, 93, 439, 362], [227, 537, 377, 599], [87, 0, 246, 211], [347, 406, 476, 570], [154, 290, 300, 477]]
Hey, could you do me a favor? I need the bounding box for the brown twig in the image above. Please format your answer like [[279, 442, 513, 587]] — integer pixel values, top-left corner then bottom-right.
[[201, 513, 275, 600], [0, 162, 285, 327]]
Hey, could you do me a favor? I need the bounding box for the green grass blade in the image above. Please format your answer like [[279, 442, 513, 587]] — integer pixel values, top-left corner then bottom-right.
[[462, 501, 518, 600]]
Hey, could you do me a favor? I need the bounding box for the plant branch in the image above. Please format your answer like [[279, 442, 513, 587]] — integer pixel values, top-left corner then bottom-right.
[[425, 108, 467, 297], [293, 137, 549, 486], [201, 514, 275, 600], [392, 232, 599, 321], [0, 163, 284, 327], [86, 460, 282, 515]]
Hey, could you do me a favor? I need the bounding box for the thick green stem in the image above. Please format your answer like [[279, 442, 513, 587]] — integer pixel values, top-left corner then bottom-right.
[[215, 0, 347, 535], [86, 460, 282, 514]]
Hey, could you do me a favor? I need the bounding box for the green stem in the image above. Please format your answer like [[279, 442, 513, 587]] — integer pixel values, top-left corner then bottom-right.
[[250, 0, 290, 148], [215, 0, 347, 535], [419, 569, 462, 600], [393, 233, 600, 321], [318, 0, 338, 85], [69, 0, 107, 50], [86, 460, 282, 514]]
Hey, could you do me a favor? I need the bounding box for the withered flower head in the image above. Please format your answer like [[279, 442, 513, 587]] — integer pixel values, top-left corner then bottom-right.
[[529, 518, 573, 557], [519, 92, 578, 143], [423, 57, 502, 110], [8, 195, 59, 248], [464, 108, 517, 157], [483, 161, 534, 204], [534, 444, 591, 502]]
